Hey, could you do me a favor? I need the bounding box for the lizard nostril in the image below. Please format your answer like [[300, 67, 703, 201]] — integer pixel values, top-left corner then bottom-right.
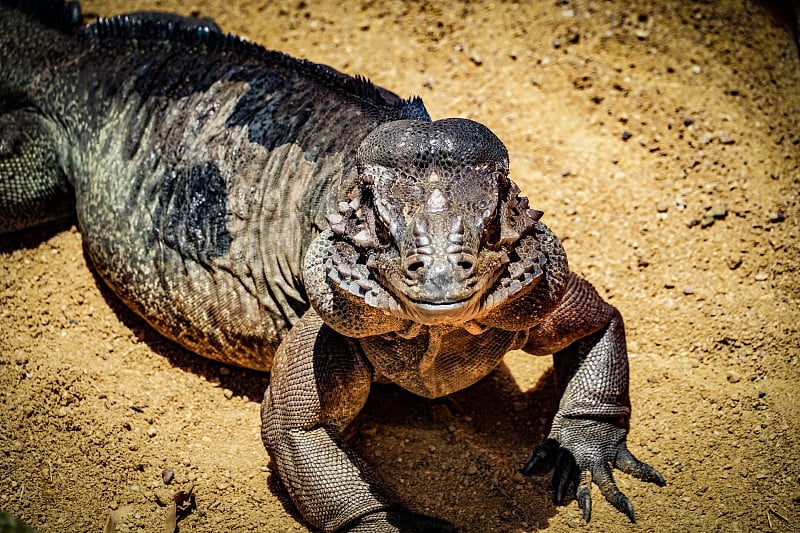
[[452, 253, 475, 277], [404, 254, 431, 277]]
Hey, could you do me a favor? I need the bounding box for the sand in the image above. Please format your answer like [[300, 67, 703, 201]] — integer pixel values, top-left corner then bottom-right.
[[1, 1, 798, 531]]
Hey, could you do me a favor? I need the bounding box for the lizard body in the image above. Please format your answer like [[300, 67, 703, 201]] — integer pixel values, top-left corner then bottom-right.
[[0, 2, 664, 530]]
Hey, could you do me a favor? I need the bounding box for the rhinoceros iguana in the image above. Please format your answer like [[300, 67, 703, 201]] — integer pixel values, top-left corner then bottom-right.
[[0, 1, 665, 531]]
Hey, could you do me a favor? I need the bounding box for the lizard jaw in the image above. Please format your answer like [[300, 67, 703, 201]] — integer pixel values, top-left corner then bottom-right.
[[404, 299, 478, 325]]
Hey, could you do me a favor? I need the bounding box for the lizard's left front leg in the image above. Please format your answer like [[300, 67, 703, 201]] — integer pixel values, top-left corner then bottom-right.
[[521, 274, 665, 522], [261, 310, 454, 532]]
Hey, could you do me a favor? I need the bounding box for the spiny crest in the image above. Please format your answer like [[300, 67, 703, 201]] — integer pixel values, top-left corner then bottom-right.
[[85, 12, 429, 121], [87, 13, 224, 42]]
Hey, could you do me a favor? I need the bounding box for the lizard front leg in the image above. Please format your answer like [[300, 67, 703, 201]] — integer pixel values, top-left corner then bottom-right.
[[521, 273, 665, 522], [261, 310, 454, 532]]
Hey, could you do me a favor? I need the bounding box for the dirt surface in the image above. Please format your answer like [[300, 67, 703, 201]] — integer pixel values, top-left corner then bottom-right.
[[1, 1, 799, 532]]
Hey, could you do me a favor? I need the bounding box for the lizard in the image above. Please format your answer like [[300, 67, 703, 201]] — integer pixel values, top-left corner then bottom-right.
[[0, 1, 666, 531]]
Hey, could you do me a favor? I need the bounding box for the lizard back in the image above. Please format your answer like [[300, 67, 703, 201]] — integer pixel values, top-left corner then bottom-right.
[[0, 1, 430, 369]]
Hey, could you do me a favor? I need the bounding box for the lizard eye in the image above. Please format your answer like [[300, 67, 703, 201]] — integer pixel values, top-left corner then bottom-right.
[[372, 197, 393, 243], [480, 202, 504, 247]]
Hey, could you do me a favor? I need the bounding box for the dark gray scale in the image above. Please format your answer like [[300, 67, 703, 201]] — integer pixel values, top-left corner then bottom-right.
[[0, 110, 74, 232]]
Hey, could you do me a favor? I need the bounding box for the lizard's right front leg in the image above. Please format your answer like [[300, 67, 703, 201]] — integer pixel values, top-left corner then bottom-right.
[[261, 310, 454, 532]]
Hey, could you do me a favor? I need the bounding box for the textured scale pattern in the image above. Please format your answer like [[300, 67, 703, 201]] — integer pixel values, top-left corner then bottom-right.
[[0, 111, 74, 232], [359, 325, 528, 398], [1, 2, 664, 531]]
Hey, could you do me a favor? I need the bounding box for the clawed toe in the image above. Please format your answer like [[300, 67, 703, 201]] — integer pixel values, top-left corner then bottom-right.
[[522, 427, 665, 524]]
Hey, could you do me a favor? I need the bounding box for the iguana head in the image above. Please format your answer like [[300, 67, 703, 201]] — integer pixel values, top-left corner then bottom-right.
[[319, 118, 545, 327]]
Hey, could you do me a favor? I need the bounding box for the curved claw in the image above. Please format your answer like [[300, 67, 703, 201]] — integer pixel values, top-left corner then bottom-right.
[[576, 471, 592, 522], [592, 462, 636, 523], [552, 448, 579, 505], [523, 419, 665, 523], [520, 438, 559, 475], [615, 446, 667, 487], [620, 496, 636, 523]]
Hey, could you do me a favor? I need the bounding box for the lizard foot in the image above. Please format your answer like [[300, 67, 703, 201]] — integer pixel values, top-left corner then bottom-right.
[[344, 508, 456, 532], [520, 418, 665, 523]]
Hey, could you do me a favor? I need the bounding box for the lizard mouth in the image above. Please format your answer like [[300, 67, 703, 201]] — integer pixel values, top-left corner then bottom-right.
[[413, 300, 469, 310], [403, 297, 479, 325], [376, 246, 511, 326]]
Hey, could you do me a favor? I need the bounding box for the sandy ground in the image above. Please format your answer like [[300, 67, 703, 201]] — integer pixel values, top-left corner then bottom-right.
[[1, 0, 799, 532]]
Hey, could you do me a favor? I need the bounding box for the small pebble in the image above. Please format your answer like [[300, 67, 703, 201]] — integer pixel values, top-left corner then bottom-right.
[[725, 257, 742, 270], [690, 64, 702, 74], [154, 487, 173, 507], [219, 366, 231, 376], [147, 428, 157, 438], [635, 250, 650, 268], [698, 132, 713, 146], [223, 389, 234, 399], [656, 201, 670, 213], [700, 213, 715, 228], [709, 203, 728, 219], [767, 211, 785, 223], [682, 286, 694, 295], [754, 272, 769, 281], [162, 467, 175, 485], [718, 133, 735, 144]]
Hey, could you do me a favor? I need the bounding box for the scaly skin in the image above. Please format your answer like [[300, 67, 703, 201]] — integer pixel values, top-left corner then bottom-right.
[[0, 2, 665, 531]]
